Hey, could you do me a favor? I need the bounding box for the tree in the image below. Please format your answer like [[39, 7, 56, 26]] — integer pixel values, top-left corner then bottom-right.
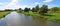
[[32, 7, 36, 12], [35, 5, 40, 12], [19, 8, 22, 10], [18, 8, 23, 12], [24, 7, 30, 12], [51, 7, 59, 12], [28, 8, 30, 11], [40, 5, 48, 15], [5, 9, 13, 11]]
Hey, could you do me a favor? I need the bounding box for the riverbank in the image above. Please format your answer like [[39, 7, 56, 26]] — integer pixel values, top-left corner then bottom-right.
[[18, 11, 60, 22], [18, 11, 40, 17], [0, 11, 11, 19], [44, 12, 60, 22]]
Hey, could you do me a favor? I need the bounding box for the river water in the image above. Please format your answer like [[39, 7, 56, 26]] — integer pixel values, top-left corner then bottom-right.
[[0, 11, 60, 26]]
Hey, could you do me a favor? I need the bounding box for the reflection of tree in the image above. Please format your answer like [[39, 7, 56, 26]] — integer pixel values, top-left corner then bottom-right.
[[32, 17, 48, 26], [39, 18, 47, 26], [32, 16, 35, 21]]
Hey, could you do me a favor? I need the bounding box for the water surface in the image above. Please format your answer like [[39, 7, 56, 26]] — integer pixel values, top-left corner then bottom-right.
[[0, 11, 60, 26]]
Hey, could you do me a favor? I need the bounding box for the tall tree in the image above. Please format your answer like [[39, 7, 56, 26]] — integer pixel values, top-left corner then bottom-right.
[[40, 5, 48, 15], [19, 8, 22, 12], [19, 8, 22, 10], [28, 8, 30, 11], [24, 7, 30, 12], [35, 5, 40, 12], [32, 7, 36, 12]]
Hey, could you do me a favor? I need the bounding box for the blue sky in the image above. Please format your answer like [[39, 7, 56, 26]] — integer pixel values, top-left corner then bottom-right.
[[0, 0, 60, 10]]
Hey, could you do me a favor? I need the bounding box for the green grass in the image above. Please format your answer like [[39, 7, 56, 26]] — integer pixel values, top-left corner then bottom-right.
[[22, 11, 41, 17], [18, 11, 60, 22], [0, 11, 10, 19], [44, 12, 60, 22]]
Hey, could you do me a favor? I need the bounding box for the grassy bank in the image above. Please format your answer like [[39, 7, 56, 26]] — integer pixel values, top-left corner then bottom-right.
[[18, 11, 60, 22], [0, 11, 10, 19], [19, 11, 41, 17], [44, 12, 60, 22]]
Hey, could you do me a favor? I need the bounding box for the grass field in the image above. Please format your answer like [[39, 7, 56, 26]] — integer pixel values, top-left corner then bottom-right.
[[0, 11, 10, 19]]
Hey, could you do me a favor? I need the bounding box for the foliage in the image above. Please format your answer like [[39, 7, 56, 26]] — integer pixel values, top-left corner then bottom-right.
[[24, 7, 30, 12], [5, 9, 13, 11], [32, 7, 36, 12], [18, 8, 23, 12], [0, 11, 10, 19], [51, 7, 60, 12], [40, 5, 48, 15], [18, 5, 60, 22], [35, 5, 40, 12]]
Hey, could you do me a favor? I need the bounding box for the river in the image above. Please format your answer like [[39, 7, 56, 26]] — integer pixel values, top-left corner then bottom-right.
[[0, 11, 60, 26]]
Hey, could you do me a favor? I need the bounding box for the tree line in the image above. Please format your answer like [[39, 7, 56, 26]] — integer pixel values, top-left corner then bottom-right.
[[18, 5, 60, 15]]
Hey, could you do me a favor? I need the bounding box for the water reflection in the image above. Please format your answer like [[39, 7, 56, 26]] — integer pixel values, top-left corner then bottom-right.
[[0, 17, 7, 26], [32, 16, 47, 26], [0, 11, 60, 26]]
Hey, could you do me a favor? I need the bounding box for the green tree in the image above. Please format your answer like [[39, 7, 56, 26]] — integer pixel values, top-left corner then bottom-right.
[[19, 8, 22, 10], [51, 7, 59, 12], [28, 8, 30, 11], [35, 5, 40, 12], [40, 5, 48, 15], [32, 7, 36, 12], [24, 7, 30, 12], [19, 8, 22, 12]]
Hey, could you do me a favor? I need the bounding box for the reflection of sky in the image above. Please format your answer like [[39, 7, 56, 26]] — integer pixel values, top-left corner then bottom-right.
[[0, 17, 7, 26]]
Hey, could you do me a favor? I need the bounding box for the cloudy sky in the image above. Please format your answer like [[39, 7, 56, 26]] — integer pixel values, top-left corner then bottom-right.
[[0, 0, 60, 10]]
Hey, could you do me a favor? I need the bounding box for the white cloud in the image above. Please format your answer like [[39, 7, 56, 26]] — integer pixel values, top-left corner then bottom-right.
[[0, 2, 6, 10], [0, 0, 36, 10], [0, 0, 22, 10], [0, 0, 18, 10], [0, 3, 3, 5], [34, 2, 40, 5], [5, 0, 29, 9], [6, 0, 19, 9], [43, 0, 53, 2]]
